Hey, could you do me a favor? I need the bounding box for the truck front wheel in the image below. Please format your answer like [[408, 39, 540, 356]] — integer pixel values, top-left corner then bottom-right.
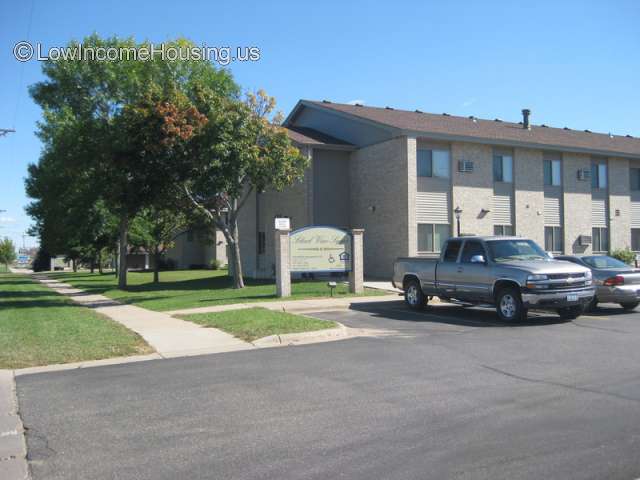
[[404, 279, 427, 311], [496, 287, 527, 322]]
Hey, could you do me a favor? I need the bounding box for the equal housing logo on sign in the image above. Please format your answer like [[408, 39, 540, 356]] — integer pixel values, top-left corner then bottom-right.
[[290, 226, 352, 273]]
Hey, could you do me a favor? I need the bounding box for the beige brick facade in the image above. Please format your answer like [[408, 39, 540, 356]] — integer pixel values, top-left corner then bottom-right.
[[237, 132, 638, 280], [514, 148, 545, 246], [562, 153, 592, 254], [451, 142, 495, 236], [349, 136, 411, 278]]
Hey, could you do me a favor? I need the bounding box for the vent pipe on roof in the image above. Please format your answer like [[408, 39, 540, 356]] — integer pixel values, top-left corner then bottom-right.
[[522, 109, 531, 130]]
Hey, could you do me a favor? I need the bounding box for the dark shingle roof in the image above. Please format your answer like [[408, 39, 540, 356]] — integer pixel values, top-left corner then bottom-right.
[[285, 126, 352, 147], [304, 101, 640, 158]]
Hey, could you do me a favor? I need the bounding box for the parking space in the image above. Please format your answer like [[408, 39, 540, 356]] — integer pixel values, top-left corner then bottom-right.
[[310, 299, 637, 336]]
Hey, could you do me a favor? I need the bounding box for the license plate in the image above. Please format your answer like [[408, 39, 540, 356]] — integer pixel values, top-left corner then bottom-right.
[[567, 294, 578, 302]]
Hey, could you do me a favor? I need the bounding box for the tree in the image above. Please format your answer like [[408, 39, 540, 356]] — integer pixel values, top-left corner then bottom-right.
[[129, 203, 192, 283], [27, 35, 237, 288], [0, 238, 16, 269], [183, 90, 308, 288]]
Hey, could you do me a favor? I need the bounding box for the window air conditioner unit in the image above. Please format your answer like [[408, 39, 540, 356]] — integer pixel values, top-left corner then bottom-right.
[[577, 169, 591, 181], [458, 160, 474, 173], [579, 235, 592, 246]]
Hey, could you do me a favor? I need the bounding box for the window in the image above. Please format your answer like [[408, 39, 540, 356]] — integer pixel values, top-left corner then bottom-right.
[[543, 159, 561, 186], [493, 225, 514, 236], [631, 168, 640, 191], [493, 155, 513, 183], [592, 227, 609, 252], [633, 229, 640, 251], [443, 240, 462, 262], [460, 241, 486, 263], [257, 232, 266, 254], [591, 163, 607, 189], [417, 224, 449, 252], [417, 149, 450, 178], [544, 226, 563, 252]]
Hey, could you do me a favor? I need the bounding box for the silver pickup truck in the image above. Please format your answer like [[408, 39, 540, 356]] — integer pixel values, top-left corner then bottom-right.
[[393, 236, 595, 321]]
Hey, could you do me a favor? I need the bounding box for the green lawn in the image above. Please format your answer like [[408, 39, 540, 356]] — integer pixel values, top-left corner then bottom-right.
[[0, 273, 152, 369], [0, 264, 8, 273], [179, 307, 337, 342], [46, 269, 385, 312]]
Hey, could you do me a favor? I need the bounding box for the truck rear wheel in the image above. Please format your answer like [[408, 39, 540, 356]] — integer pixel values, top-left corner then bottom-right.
[[404, 279, 427, 311], [495, 287, 527, 322]]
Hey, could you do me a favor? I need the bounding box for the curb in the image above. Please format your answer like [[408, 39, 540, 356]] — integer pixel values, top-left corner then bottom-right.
[[0, 371, 29, 479], [252, 322, 351, 347], [13, 354, 163, 377]]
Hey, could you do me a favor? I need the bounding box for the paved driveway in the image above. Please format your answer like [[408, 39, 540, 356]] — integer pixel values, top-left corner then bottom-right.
[[16, 301, 640, 480]]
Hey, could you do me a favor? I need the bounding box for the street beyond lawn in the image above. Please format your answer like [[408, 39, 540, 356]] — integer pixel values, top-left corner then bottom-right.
[[46, 269, 384, 312], [0, 273, 151, 369]]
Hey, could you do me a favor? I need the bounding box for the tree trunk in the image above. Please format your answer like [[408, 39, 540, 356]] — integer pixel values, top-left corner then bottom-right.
[[90, 256, 95, 274], [72, 259, 78, 273], [153, 245, 160, 284], [230, 218, 244, 289], [114, 245, 119, 277], [98, 250, 103, 274], [118, 215, 128, 289]]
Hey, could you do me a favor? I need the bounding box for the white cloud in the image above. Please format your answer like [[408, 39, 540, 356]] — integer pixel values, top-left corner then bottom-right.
[[0, 216, 16, 223], [462, 98, 477, 108], [347, 99, 365, 105]]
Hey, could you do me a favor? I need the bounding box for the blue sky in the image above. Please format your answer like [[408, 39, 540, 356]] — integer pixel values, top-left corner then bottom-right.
[[1, 0, 639, 249]]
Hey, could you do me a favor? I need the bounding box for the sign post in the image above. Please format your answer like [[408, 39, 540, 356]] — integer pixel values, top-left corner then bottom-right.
[[275, 228, 291, 297], [348, 229, 364, 294]]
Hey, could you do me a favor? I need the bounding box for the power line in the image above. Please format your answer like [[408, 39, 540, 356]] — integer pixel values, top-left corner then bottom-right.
[[0, 128, 16, 138]]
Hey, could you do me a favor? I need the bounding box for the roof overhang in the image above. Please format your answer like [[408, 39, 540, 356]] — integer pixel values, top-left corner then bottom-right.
[[402, 129, 640, 160]]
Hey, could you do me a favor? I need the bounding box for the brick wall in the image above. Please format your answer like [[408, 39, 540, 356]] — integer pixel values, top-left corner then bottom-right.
[[350, 136, 411, 278]]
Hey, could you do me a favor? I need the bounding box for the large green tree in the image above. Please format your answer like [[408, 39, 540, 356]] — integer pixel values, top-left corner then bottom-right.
[[27, 35, 237, 288], [183, 90, 308, 288]]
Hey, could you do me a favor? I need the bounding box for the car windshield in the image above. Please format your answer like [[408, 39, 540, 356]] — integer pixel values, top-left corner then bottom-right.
[[581, 255, 630, 269], [487, 239, 549, 262]]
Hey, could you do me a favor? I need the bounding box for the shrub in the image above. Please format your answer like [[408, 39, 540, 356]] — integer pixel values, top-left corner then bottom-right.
[[210, 259, 223, 270], [31, 248, 52, 272], [157, 257, 177, 271], [610, 248, 636, 265]]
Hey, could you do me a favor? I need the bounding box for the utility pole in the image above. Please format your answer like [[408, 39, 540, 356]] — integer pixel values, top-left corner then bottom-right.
[[0, 129, 16, 138]]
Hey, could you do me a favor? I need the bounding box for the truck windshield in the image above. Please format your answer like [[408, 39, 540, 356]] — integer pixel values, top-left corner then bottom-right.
[[486, 239, 549, 263]]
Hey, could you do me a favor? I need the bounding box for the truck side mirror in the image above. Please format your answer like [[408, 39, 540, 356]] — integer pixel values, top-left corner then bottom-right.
[[470, 255, 486, 264]]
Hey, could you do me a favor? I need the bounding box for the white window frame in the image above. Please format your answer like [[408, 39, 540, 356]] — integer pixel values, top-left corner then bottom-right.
[[544, 159, 562, 186], [417, 223, 450, 253]]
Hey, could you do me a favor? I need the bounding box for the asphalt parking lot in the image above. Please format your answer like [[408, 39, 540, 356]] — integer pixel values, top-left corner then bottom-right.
[[16, 301, 640, 480]]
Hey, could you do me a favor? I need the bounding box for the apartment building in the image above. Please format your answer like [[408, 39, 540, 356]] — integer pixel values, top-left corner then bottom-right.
[[237, 100, 640, 278]]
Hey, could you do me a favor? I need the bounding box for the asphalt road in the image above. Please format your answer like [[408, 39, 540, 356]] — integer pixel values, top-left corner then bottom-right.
[[16, 301, 640, 480]]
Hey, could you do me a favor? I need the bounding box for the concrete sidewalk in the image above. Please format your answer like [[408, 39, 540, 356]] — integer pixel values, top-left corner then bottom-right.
[[33, 276, 254, 358]]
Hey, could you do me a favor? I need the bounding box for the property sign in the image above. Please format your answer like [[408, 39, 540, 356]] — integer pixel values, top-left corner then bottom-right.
[[290, 226, 352, 272], [274, 217, 291, 230]]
